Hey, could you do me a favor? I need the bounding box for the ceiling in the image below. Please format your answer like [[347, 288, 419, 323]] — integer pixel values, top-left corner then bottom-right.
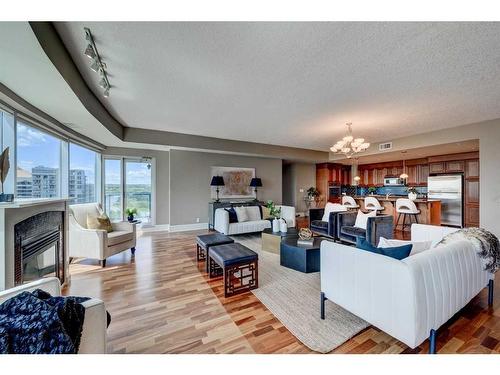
[[347, 139, 479, 165], [54, 22, 500, 151]]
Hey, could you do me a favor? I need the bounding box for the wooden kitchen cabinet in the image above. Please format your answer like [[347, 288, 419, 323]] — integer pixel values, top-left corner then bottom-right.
[[465, 159, 479, 178], [429, 162, 445, 174], [445, 160, 464, 173]]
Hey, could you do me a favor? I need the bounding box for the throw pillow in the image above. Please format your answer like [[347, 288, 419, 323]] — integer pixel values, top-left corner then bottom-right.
[[234, 206, 249, 222], [356, 237, 412, 260], [224, 208, 238, 223], [354, 210, 376, 230], [86, 213, 113, 233], [261, 206, 273, 220], [246, 206, 262, 221], [321, 202, 348, 222], [378, 237, 432, 256]]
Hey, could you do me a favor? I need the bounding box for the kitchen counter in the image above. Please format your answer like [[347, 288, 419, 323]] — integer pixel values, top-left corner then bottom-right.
[[353, 195, 441, 228]]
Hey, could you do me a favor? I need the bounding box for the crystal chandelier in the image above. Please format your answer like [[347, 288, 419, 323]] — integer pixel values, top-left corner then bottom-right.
[[330, 122, 370, 158]]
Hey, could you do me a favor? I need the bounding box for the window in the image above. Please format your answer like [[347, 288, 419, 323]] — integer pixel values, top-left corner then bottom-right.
[[125, 159, 152, 222], [16, 122, 62, 198], [104, 158, 122, 221], [69, 143, 98, 204]]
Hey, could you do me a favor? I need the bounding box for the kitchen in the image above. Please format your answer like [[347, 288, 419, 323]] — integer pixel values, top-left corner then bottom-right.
[[316, 148, 479, 229]]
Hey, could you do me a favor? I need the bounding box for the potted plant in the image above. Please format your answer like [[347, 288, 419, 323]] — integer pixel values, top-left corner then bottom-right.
[[306, 187, 320, 201], [407, 187, 418, 201], [367, 186, 377, 195], [266, 200, 282, 232], [126, 207, 138, 222]]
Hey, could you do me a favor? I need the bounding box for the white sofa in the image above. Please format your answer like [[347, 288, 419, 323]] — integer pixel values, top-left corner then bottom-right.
[[214, 205, 296, 235], [69, 203, 137, 267], [0, 277, 107, 353], [320, 224, 495, 353]]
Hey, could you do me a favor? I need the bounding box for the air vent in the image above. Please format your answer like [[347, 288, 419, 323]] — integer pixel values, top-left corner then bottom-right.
[[378, 142, 393, 151]]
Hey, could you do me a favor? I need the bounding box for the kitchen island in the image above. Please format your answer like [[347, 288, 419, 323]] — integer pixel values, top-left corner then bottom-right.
[[353, 195, 441, 228]]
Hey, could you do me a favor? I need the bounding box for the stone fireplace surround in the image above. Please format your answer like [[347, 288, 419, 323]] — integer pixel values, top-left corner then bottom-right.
[[0, 199, 69, 291]]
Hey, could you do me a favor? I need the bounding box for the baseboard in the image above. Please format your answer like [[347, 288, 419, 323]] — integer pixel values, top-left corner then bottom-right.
[[169, 223, 208, 232], [139, 224, 170, 233]]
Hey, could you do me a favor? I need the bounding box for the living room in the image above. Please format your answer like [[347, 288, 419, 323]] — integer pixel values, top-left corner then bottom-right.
[[1, 1, 500, 373]]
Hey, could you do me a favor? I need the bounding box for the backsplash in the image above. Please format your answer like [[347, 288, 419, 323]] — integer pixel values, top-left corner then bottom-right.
[[342, 185, 428, 197]]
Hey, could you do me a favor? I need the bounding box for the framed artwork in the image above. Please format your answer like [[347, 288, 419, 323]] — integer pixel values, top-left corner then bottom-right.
[[211, 166, 256, 199]]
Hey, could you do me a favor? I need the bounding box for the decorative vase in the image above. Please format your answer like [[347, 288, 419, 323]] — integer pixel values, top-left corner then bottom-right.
[[128, 215, 135, 222], [279, 219, 287, 233], [272, 218, 280, 232], [408, 192, 417, 201]]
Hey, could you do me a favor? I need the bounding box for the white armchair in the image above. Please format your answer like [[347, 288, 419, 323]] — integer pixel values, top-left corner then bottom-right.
[[69, 203, 137, 267], [0, 277, 107, 353]]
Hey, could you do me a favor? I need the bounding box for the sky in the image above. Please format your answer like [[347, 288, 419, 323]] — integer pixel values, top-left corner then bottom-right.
[[16, 122, 151, 186]]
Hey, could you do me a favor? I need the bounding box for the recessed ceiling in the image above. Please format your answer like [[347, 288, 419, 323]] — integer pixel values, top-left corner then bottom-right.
[[345, 139, 479, 165], [54, 22, 500, 151]]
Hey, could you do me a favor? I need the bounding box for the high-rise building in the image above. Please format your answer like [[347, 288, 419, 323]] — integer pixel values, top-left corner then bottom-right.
[[16, 167, 33, 198], [31, 166, 59, 198], [69, 169, 94, 203]]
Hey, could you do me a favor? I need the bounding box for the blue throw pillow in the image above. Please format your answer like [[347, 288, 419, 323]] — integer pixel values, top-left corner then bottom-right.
[[356, 237, 412, 260], [224, 208, 238, 223]]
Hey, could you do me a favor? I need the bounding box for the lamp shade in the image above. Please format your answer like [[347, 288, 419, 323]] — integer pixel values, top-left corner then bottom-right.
[[210, 176, 225, 186], [249, 178, 263, 187]]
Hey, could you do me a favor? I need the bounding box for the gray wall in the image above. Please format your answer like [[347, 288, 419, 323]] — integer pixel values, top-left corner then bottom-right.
[[282, 162, 316, 214], [103, 147, 170, 225], [169, 149, 282, 225]]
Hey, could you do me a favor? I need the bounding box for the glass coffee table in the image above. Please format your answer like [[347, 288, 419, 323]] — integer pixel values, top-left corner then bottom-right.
[[261, 228, 299, 254]]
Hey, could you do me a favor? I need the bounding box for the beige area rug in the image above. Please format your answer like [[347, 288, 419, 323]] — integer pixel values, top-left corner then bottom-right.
[[232, 234, 369, 353]]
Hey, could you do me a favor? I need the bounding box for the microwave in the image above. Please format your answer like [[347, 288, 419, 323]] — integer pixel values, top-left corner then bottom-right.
[[384, 177, 403, 186]]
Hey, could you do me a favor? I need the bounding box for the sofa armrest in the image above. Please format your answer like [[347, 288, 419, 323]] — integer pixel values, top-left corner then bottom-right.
[[79, 298, 108, 354], [214, 208, 229, 234], [69, 214, 106, 259], [337, 211, 357, 227], [309, 208, 324, 222], [112, 221, 137, 233], [0, 277, 61, 304], [367, 215, 394, 246]]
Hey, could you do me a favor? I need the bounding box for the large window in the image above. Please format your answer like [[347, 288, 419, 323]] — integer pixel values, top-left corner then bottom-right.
[[104, 158, 122, 221], [16, 122, 62, 198], [69, 143, 98, 204], [125, 160, 152, 222]]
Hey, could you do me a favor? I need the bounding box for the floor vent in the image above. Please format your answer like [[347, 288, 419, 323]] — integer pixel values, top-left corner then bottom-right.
[[378, 142, 393, 151]]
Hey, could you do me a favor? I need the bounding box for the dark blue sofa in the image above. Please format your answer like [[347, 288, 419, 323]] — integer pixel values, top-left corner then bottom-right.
[[309, 208, 344, 241], [337, 211, 394, 246]]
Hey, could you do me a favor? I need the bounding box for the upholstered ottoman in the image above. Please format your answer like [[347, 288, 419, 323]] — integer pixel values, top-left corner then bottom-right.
[[196, 233, 234, 272], [209, 243, 258, 298]]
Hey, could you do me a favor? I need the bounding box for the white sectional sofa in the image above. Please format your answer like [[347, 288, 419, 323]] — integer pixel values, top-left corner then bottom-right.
[[320, 224, 495, 353], [214, 205, 296, 235]]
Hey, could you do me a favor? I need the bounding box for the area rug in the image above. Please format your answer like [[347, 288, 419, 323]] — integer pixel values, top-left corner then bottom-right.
[[233, 234, 369, 353]]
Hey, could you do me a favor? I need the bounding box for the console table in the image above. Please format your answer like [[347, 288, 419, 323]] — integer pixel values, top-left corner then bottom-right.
[[208, 200, 262, 230]]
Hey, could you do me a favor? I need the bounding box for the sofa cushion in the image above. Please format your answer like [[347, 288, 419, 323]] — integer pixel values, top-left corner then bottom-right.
[[224, 208, 238, 223], [228, 220, 271, 235], [87, 213, 113, 233], [321, 203, 347, 222], [341, 226, 366, 238], [354, 210, 376, 230], [234, 206, 248, 222], [378, 237, 432, 256], [311, 220, 328, 229], [246, 206, 262, 221], [107, 230, 134, 246], [356, 237, 412, 260]]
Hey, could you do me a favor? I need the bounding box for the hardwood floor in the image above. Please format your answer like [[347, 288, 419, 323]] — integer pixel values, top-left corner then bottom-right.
[[64, 228, 500, 354]]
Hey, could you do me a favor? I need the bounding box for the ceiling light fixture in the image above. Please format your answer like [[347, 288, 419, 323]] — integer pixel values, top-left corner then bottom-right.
[[330, 123, 370, 159], [400, 152, 409, 180], [84, 27, 111, 98]]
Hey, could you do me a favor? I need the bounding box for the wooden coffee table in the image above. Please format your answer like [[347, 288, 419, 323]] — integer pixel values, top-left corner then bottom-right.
[[261, 228, 298, 254]]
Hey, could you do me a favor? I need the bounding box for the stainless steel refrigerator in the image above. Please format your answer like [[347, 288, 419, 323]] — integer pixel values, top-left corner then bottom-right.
[[427, 175, 463, 227]]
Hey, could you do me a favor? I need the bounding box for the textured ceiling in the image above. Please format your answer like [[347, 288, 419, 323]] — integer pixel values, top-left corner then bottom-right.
[[55, 22, 500, 151]]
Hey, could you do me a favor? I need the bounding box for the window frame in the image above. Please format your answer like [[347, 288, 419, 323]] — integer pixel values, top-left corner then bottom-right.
[[68, 142, 101, 205]]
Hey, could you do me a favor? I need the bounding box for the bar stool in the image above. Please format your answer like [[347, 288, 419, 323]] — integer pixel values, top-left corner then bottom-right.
[[341, 196, 359, 210], [396, 198, 420, 231], [364, 196, 384, 213]]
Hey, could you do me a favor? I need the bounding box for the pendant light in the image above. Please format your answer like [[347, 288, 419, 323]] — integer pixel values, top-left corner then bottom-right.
[[400, 151, 409, 180]]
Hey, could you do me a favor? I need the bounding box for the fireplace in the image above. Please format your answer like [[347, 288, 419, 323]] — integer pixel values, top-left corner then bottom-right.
[[14, 211, 65, 286]]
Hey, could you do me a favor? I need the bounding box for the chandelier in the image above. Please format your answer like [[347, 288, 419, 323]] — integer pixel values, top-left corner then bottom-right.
[[330, 123, 370, 158]]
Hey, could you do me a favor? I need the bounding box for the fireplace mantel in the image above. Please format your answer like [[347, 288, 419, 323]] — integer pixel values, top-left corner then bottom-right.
[[0, 198, 69, 291]]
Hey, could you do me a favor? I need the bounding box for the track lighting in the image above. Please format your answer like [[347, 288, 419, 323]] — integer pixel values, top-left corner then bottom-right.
[[90, 59, 99, 72], [83, 27, 111, 97], [84, 44, 96, 59]]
